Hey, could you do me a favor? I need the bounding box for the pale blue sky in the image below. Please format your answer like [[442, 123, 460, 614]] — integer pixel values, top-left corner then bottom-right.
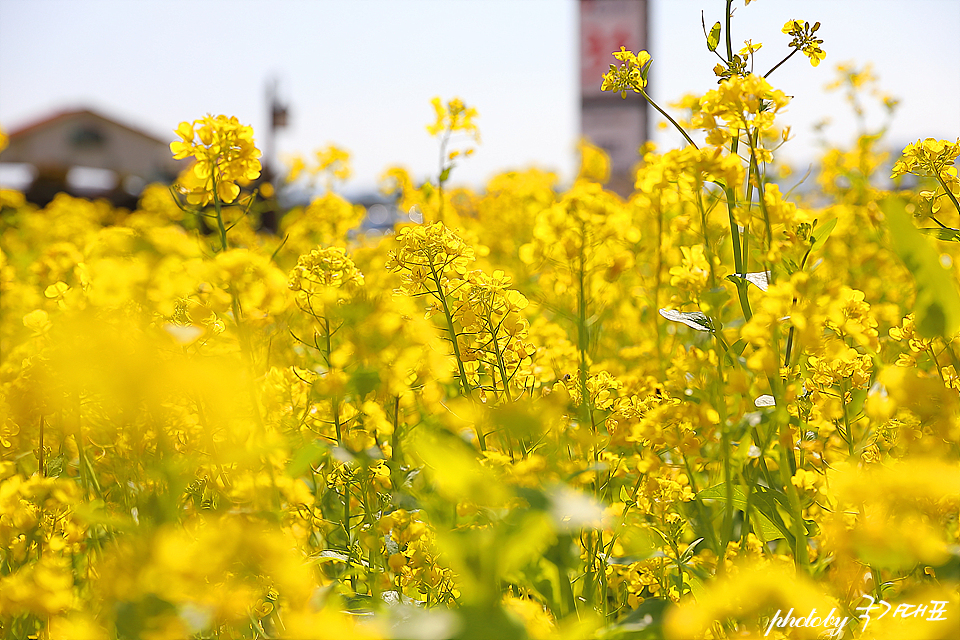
[[1, 0, 957, 194]]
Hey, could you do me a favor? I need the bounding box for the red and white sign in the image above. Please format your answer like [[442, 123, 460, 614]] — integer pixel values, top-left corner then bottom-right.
[[580, 0, 647, 98]]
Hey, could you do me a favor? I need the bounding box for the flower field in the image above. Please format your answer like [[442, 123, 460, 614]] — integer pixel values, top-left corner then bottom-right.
[[1, 5, 959, 640]]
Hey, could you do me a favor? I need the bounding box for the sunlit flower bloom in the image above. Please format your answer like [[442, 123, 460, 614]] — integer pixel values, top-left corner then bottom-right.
[[170, 114, 261, 205]]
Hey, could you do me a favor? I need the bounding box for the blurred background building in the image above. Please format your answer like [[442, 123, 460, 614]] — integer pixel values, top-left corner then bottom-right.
[[0, 108, 185, 207], [1, 2, 652, 208], [580, 0, 649, 195], [3, 1, 952, 208]]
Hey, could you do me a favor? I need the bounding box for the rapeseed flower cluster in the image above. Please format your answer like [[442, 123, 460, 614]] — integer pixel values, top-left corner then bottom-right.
[[1, 4, 958, 640], [781, 19, 826, 67], [170, 114, 262, 205]]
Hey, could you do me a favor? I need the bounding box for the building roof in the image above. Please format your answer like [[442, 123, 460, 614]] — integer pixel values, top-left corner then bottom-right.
[[0, 106, 185, 181], [7, 107, 170, 147]]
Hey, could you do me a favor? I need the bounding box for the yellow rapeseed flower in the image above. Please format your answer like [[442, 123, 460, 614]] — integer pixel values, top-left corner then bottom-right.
[[170, 114, 261, 205], [782, 19, 826, 66], [426, 97, 480, 142], [600, 47, 652, 98]]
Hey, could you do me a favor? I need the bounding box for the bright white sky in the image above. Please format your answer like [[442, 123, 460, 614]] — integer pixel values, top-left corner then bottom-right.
[[1, 0, 958, 196]]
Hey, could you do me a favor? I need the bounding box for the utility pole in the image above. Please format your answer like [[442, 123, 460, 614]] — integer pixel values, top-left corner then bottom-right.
[[264, 78, 289, 183]]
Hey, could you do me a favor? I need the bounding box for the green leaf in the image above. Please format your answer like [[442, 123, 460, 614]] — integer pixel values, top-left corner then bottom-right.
[[698, 483, 788, 543], [616, 526, 659, 560], [349, 367, 381, 398], [685, 572, 708, 603], [452, 605, 526, 640], [722, 337, 748, 368], [116, 596, 178, 640], [809, 217, 838, 254], [919, 227, 960, 242], [411, 432, 509, 507], [286, 439, 326, 477], [439, 166, 452, 184], [728, 338, 748, 356], [679, 537, 705, 563], [606, 597, 672, 638], [700, 286, 731, 314], [45, 453, 65, 478], [707, 21, 722, 52], [884, 200, 960, 338]]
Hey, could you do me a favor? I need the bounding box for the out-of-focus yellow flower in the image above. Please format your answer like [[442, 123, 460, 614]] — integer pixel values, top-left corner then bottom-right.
[[826, 459, 960, 569], [22, 309, 51, 334], [825, 62, 876, 92], [665, 562, 835, 639], [288, 246, 365, 309], [0, 557, 75, 618], [503, 594, 556, 640], [48, 613, 109, 640], [576, 138, 611, 184], [669, 245, 712, 294], [426, 97, 480, 142], [315, 143, 352, 184]]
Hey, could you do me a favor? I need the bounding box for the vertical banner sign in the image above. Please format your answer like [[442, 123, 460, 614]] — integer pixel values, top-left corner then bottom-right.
[[580, 0, 648, 191]]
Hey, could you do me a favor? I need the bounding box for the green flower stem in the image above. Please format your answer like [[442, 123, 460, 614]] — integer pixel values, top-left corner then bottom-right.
[[933, 171, 960, 217], [640, 87, 699, 149], [714, 338, 735, 565], [71, 391, 103, 502], [427, 259, 486, 450], [600, 530, 611, 620], [655, 196, 666, 375], [390, 395, 404, 491], [724, 0, 734, 61], [603, 472, 647, 554], [868, 557, 885, 602], [38, 415, 45, 478], [669, 537, 685, 599], [783, 244, 815, 367], [437, 128, 451, 223], [324, 317, 343, 446], [725, 180, 745, 274], [486, 309, 517, 459], [750, 423, 781, 493], [344, 474, 355, 593], [839, 378, 855, 457], [767, 329, 810, 571], [738, 466, 757, 551], [577, 224, 591, 420], [696, 190, 718, 288], [362, 472, 381, 602], [211, 173, 229, 253], [780, 445, 810, 571], [763, 48, 799, 79], [746, 128, 774, 261], [929, 346, 946, 384], [485, 312, 513, 404], [771, 385, 810, 572], [725, 137, 753, 322], [679, 452, 720, 554]]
